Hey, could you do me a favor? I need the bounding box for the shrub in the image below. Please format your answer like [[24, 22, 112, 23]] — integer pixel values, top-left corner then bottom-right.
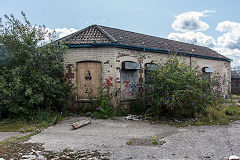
[[225, 106, 239, 116], [116, 106, 128, 117], [90, 88, 115, 119], [129, 99, 146, 115], [144, 55, 221, 118], [0, 12, 71, 120]]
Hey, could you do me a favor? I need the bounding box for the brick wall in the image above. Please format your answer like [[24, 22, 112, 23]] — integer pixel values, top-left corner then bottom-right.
[[64, 47, 231, 102]]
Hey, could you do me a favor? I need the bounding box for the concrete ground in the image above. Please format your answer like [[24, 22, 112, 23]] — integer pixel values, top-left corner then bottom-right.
[[27, 117, 240, 160], [0, 132, 27, 142]]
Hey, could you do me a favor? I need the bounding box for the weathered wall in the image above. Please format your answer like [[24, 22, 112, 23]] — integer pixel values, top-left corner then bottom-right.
[[64, 47, 231, 104]]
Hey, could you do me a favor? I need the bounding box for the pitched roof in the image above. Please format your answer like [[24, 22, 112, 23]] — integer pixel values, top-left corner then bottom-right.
[[59, 25, 229, 61]]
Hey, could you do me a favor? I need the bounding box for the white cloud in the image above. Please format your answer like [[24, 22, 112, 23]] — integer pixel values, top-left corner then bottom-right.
[[213, 21, 240, 67], [216, 21, 240, 50], [54, 27, 77, 39], [168, 11, 240, 67], [37, 27, 77, 46], [168, 31, 216, 48], [214, 47, 240, 67], [171, 10, 215, 32], [215, 21, 240, 66], [216, 21, 240, 32]]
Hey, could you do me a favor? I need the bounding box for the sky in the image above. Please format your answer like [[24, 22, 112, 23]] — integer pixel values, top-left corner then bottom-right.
[[1, 0, 240, 67]]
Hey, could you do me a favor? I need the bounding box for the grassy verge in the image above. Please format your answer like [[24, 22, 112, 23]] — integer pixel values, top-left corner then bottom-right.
[[0, 111, 68, 132], [0, 120, 51, 132], [155, 104, 240, 127]]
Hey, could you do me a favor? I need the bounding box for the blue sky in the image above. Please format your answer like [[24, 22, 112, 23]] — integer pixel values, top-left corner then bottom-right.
[[1, 0, 240, 66]]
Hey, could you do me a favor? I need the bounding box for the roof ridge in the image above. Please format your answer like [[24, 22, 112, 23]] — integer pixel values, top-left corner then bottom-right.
[[95, 25, 118, 43], [57, 25, 92, 42], [59, 24, 229, 60]]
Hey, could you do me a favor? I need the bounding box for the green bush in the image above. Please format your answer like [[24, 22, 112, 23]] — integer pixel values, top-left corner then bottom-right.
[[116, 106, 128, 117], [144, 55, 221, 118], [225, 106, 239, 116], [90, 88, 115, 119], [129, 99, 146, 115], [0, 12, 71, 120]]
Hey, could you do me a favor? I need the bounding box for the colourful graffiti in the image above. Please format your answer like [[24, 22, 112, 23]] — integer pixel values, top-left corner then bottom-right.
[[120, 69, 139, 99], [122, 80, 130, 93], [121, 80, 138, 97]]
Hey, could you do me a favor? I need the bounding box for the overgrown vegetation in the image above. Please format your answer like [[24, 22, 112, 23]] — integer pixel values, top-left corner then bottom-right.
[[89, 88, 115, 119], [144, 55, 221, 118], [0, 12, 71, 121], [0, 112, 62, 132], [129, 99, 146, 115]]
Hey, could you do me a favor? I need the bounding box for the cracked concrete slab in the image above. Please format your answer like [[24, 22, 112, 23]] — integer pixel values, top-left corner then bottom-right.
[[28, 117, 240, 159]]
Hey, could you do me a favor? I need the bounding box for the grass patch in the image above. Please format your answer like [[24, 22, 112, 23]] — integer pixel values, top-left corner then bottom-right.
[[0, 121, 34, 132], [0, 120, 52, 133], [225, 106, 240, 115], [154, 104, 240, 127], [0, 131, 40, 146], [224, 99, 235, 103], [0, 111, 66, 132]]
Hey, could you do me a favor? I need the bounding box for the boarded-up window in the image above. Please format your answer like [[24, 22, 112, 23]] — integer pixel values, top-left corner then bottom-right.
[[120, 61, 140, 100]]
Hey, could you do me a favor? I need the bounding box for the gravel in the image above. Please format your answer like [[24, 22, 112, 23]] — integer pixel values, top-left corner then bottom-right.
[[27, 117, 240, 160]]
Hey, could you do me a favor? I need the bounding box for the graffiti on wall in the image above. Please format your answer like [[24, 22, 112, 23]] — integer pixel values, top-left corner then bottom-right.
[[105, 76, 114, 87], [120, 70, 139, 99], [65, 64, 74, 84]]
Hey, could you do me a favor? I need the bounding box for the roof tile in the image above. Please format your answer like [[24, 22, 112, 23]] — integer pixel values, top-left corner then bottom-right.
[[59, 25, 228, 60]]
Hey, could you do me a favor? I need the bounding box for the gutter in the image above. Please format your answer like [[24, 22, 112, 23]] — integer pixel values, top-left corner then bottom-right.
[[68, 43, 232, 62]]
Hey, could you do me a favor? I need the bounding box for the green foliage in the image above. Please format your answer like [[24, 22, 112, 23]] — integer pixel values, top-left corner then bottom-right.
[[145, 55, 220, 118], [90, 88, 115, 119], [126, 140, 132, 145], [129, 99, 146, 115], [0, 12, 71, 120], [116, 106, 128, 116], [225, 106, 240, 116], [151, 136, 162, 145]]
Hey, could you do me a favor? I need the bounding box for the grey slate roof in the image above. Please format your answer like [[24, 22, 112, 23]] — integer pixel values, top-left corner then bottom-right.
[[59, 25, 229, 60]]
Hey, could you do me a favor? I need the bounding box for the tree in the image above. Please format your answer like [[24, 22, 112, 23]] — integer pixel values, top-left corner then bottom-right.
[[0, 12, 71, 120], [145, 55, 220, 118]]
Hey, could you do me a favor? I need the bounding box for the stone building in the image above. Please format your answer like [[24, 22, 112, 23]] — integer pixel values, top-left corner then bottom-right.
[[59, 25, 231, 106]]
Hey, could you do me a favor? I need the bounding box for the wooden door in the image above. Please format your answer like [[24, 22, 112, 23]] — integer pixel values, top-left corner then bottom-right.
[[76, 62, 101, 99]]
